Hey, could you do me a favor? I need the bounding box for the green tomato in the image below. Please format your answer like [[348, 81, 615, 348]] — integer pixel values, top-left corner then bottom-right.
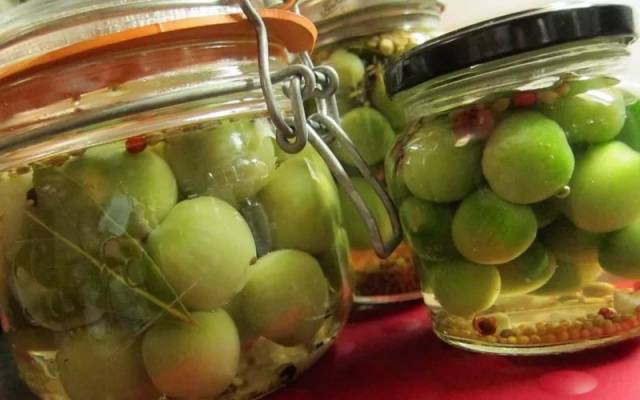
[[274, 143, 333, 183], [432, 258, 501, 317], [618, 101, 640, 151], [166, 119, 276, 206], [542, 86, 626, 144], [258, 157, 339, 254], [399, 196, 456, 261], [142, 311, 240, 399], [533, 260, 602, 296], [325, 49, 365, 91], [241, 249, 329, 346], [371, 72, 406, 133], [498, 242, 557, 296], [332, 107, 396, 167], [452, 189, 537, 264], [338, 177, 391, 249], [482, 111, 574, 204], [599, 220, 640, 279], [400, 118, 483, 203], [34, 142, 177, 242], [57, 322, 159, 400], [147, 196, 256, 310], [539, 217, 601, 263], [562, 141, 640, 232]]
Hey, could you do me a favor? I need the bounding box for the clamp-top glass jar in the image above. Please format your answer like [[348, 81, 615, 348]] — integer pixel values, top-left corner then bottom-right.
[[300, 0, 443, 304], [0, 1, 400, 398], [385, 4, 640, 355]]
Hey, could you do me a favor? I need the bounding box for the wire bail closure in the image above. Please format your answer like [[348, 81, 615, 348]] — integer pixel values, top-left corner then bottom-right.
[[240, 0, 401, 258]]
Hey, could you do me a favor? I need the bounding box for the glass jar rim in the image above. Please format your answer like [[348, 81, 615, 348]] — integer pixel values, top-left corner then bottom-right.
[[299, 0, 442, 23], [395, 37, 632, 121], [299, 0, 442, 47], [0, 0, 315, 82], [385, 2, 636, 97]]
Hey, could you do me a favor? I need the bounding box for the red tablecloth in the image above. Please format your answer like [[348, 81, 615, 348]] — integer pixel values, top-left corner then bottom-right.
[[272, 303, 640, 400]]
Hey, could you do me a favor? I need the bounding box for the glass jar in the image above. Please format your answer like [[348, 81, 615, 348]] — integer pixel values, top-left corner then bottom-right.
[[385, 4, 640, 355], [300, 0, 443, 304], [0, 1, 398, 398]]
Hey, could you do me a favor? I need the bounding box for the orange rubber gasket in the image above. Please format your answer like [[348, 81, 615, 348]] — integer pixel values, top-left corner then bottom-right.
[[0, 8, 317, 82]]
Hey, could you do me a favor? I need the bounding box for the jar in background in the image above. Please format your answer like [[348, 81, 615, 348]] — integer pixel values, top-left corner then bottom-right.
[[0, 1, 398, 398], [300, 0, 443, 304], [385, 4, 640, 355]]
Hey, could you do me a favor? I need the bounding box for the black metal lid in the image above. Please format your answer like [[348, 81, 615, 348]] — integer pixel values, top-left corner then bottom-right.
[[384, 3, 636, 96]]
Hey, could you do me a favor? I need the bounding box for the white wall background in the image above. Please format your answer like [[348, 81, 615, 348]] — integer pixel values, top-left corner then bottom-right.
[[439, 0, 640, 73]]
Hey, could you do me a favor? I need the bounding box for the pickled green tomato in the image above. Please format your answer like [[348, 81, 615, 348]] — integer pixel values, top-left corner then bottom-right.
[[562, 141, 640, 233], [325, 49, 365, 91], [142, 310, 240, 399], [399, 196, 456, 261], [34, 143, 177, 240], [147, 196, 256, 310], [498, 242, 557, 296], [338, 177, 391, 249], [482, 111, 574, 204], [619, 101, 640, 151], [57, 323, 159, 400], [400, 118, 483, 203], [274, 143, 334, 185], [332, 107, 396, 167], [72, 144, 176, 235], [166, 119, 276, 206], [371, 73, 406, 132], [258, 157, 339, 254], [241, 250, 329, 346], [432, 259, 501, 317], [534, 261, 602, 296], [599, 220, 640, 279], [542, 86, 626, 144], [452, 189, 537, 265], [539, 217, 600, 263]]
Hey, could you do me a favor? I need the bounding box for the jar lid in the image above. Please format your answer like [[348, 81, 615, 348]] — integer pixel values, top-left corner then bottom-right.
[[0, 0, 315, 82], [385, 3, 636, 96]]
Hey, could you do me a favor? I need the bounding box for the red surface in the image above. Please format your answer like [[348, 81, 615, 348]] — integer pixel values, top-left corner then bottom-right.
[[272, 303, 640, 400]]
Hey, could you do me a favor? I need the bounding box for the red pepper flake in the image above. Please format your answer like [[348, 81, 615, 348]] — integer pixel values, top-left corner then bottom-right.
[[452, 106, 496, 139], [511, 91, 538, 108], [473, 316, 497, 336], [126, 135, 147, 154], [599, 307, 616, 320]]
